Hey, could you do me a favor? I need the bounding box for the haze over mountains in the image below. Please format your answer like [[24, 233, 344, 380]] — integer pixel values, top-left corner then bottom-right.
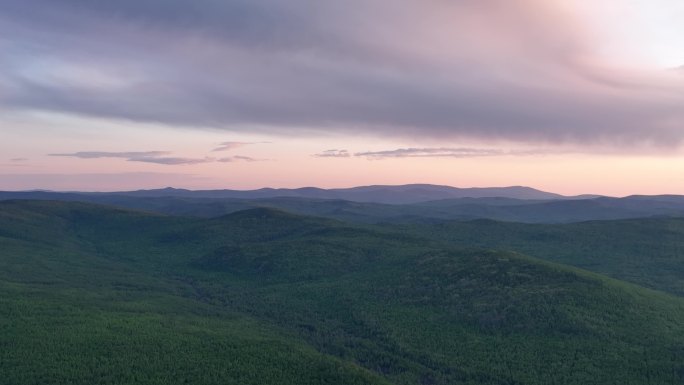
[[3, 184, 684, 224], [73, 184, 577, 203]]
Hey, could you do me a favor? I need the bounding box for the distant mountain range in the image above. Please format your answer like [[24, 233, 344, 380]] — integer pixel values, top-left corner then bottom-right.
[[5, 184, 684, 224], [70, 184, 592, 203]]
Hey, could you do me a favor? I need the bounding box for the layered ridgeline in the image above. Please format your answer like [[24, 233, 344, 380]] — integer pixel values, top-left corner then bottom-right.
[[4, 186, 684, 223], [400, 217, 684, 297], [0, 184, 569, 204], [2, 200, 684, 384]]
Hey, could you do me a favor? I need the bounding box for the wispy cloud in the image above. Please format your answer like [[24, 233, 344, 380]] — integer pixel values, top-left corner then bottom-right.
[[212, 141, 269, 152], [355, 148, 503, 159], [49, 151, 213, 165], [234, 155, 259, 162], [2, 158, 32, 168], [217, 155, 266, 162], [313, 149, 351, 158], [49, 150, 270, 165], [50, 151, 170, 159], [127, 156, 214, 165], [354, 147, 564, 160]]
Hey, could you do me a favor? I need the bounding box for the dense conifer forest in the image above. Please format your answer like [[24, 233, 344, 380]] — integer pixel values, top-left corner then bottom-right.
[[2, 200, 684, 384]]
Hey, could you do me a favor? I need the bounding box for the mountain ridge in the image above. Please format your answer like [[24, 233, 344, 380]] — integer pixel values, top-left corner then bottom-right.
[[9, 184, 595, 204], [7, 189, 684, 224]]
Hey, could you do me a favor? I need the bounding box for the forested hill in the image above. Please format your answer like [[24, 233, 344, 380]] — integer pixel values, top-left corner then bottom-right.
[[2, 200, 684, 384], [400, 217, 684, 296], [5, 190, 684, 224]]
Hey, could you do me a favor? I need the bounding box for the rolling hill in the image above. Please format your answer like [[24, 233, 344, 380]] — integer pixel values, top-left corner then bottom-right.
[[4, 190, 684, 224], [2, 200, 684, 384], [404, 217, 684, 296]]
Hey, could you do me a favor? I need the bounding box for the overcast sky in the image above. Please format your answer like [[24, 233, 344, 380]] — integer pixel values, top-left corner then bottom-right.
[[1, 0, 683, 195]]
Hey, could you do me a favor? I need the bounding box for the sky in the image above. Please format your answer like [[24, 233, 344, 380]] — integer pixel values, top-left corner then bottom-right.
[[1, 0, 684, 196]]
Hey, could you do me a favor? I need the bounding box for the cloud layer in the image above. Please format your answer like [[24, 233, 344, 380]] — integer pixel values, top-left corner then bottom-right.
[[49, 151, 262, 165], [2, 0, 684, 146], [355, 148, 504, 159], [312, 147, 563, 159], [50, 151, 170, 160], [313, 150, 351, 158], [217, 156, 263, 162], [212, 141, 269, 152]]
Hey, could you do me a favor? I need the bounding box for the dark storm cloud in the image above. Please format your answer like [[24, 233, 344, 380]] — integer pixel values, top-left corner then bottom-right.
[[2, 0, 684, 146]]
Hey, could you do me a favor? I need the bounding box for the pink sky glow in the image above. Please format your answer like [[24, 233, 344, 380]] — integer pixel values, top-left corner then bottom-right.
[[1, 0, 684, 195]]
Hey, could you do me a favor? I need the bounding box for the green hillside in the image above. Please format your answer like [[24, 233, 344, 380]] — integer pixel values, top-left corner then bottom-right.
[[405, 218, 684, 296], [7, 191, 684, 224], [2, 200, 684, 384]]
